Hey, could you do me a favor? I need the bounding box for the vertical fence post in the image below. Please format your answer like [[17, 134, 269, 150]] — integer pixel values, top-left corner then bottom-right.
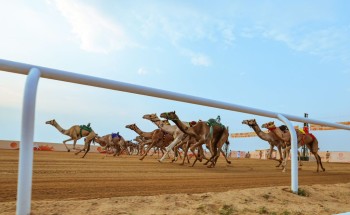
[[277, 113, 298, 193], [16, 68, 41, 215]]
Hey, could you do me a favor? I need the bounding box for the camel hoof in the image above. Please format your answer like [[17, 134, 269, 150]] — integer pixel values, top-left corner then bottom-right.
[[67, 149, 70, 152], [323, 168, 326, 172], [158, 160, 163, 163], [227, 161, 232, 164]]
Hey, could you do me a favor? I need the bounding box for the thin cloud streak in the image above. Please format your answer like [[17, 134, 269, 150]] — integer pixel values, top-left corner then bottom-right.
[[52, 0, 131, 54]]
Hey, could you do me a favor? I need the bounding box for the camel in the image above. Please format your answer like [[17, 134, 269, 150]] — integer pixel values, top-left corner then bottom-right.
[[125, 123, 173, 160], [125, 140, 139, 155], [142, 113, 209, 164], [262, 121, 325, 172], [160, 111, 230, 168], [242, 119, 283, 167], [133, 135, 151, 155], [142, 113, 191, 163], [94, 135, 117, 158], [73, 131, 97, 158], [94, 133, 129, 157], [45, 119, 96, 152]]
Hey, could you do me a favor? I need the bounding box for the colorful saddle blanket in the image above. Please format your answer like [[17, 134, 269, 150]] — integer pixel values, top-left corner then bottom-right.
[[79, 124, 92, 136], [111, 132, 122, 139], [80, 123, 92, 132], [189, 121, 197, 127], [206, 116, 225, 128], [279, 125, 288, 132]]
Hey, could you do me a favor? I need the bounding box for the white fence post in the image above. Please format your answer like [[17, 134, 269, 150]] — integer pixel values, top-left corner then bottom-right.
[[0, 59, 349, 213], [277, 114, 298, 193], [16, 68, 41, 215]]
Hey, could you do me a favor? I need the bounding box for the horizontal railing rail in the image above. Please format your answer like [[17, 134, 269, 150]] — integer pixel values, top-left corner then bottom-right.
[[1, 58, 349, 215]]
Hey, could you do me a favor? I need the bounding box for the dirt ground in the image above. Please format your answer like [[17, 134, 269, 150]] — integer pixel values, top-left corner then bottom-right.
[[0, 149, 350, 215]]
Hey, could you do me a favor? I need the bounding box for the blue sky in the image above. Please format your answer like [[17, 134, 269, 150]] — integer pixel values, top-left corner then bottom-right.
[[0, 0, 349, 152]]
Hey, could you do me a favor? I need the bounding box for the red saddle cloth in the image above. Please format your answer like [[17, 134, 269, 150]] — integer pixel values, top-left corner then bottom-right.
[[308, 133, 316, 141], [189, 121, 197, 127], [301, 133, 316, 146]]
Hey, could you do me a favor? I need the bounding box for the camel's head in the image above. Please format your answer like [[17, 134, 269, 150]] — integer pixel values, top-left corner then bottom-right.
[[45, 119, 56, 125], [242, 119, 257, 127], [125, 123, 136, 130], [262, 121, 276, 130], [160, 111, 177, 120], [142, 113, 159, 122]]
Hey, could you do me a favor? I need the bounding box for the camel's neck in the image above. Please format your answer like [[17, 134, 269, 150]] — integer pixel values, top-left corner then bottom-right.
[[95, 137, 107, 147], [51, 121, 67, 135], [132, 126, 153, 138], [269, 127, 290, 142], [171, 118, 196, 137], [151, 118, 176, 135], [251, 124, 271, 141]]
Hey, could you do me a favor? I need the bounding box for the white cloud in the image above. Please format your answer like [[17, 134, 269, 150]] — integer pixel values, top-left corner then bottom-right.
[[191, 54, 211, 67], [241, 24, 350, 62], [137, 67, 148, 75], [52, 0, 131, 54], [180, 48, 211, 67], [218, 22, 235, 46]]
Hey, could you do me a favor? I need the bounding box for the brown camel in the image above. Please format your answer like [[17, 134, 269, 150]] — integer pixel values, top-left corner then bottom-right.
[[45, 119, 96, 152], [160, 111, 230, 168], [242, 119, 283, 167], [133, 135, 151, 155], [142, 114, 190, 163], [125, 123, 173, 160], [262, 121, 325, 172], [74, 131, 97, 158], [94, 135, 116, 158], [94, 133, 129, 157], [127, 140, 140, 155]]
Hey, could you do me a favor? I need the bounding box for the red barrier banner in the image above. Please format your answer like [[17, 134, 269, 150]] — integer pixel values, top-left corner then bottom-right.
[[310, 121, 350, 131]]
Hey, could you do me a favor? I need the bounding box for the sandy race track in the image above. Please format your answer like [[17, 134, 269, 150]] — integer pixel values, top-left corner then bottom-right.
[[1, 149, 350, 214]]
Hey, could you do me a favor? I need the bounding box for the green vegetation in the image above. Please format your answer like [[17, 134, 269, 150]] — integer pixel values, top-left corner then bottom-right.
[[297, 188, 310, 197], [219, 204, 236, 215]]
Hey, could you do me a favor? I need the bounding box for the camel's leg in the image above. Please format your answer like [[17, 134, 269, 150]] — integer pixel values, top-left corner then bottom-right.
[[317, 153, 325, 172], [190, 146, 205, 167], [62, 138, 73, 152], [281, 146, 290, 172], [172, 144, 179, 163], [190, 139, 206, 165], [113, 145, 120, 157], [205, 143, 218, 168], [191, 156, 199, 167], [267, 143, 281, 167], [310, 139, 325, 172], [298, 150, 303, 166], [159, 137, 181, 162], [81, 140, 91, 158], [140, 142, 156, 160], [220, 148, 231, 164], [181, 141, 191, 165], [274, 145, 283, 167], [172, 141, 184, 163], [203, 136, 217, 166]]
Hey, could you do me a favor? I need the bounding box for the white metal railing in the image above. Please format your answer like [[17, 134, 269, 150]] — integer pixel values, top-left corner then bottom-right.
[[1, 58, 350, 215]]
